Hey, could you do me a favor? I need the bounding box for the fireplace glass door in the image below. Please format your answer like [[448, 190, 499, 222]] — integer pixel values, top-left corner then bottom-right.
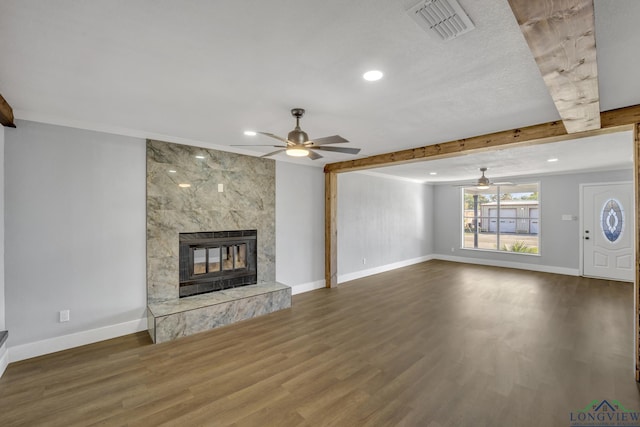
[[193, 248, 207, 275], [221, 244, 247, 271], [193, 247, 221, 275], [179, 230, 257, 298]]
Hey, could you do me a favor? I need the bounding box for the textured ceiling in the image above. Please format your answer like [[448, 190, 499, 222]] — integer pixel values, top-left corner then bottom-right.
[[0, 1, 638, 180], [368, 131, 633, 183]]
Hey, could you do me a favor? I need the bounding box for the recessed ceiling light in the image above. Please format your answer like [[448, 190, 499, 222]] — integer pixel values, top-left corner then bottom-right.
[[244, 130, 257, 136], [195, 155, 205, 159], [429, 172, 437, 175], [547, 158, 559, 162], [178, 183, 191, 188], [363, 70, 383, 81], [168, 169, 177, 173]]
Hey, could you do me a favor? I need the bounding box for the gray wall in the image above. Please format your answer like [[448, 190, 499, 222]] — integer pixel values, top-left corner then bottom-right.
[[275, 162, 325, 288], [5, 121, 147, 347], [337, 172, 433, 278], [433, 169, 633, 270]]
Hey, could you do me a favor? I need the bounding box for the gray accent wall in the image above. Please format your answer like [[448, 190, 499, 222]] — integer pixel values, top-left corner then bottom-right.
[[146, 140, 276, 303], [5, 120, 147, 347], [337, 172, 433, 277], [433, 169, 633, 270], [275, 162, 324, 287]]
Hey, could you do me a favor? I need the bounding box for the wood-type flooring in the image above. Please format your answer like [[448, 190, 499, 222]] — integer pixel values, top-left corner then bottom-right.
[[1, 260, 639, 426]]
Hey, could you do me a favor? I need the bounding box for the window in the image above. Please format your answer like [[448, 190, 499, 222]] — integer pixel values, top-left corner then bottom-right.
[[462, 183, 539, 254]]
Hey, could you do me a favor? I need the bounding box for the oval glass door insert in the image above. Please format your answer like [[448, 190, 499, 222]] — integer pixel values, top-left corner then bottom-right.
[[601, 198, 624, 243]]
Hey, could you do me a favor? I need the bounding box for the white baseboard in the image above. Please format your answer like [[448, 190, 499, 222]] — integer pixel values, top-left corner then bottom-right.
[[291, 280, 326, 295], [433, 254, 579, 276], [8, 317, 148, 363], [0, 344, 8, 378], [338, 255, 434, 284]]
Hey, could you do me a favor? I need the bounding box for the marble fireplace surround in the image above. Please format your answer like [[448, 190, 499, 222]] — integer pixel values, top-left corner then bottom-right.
[[146, 140, 290, 343]]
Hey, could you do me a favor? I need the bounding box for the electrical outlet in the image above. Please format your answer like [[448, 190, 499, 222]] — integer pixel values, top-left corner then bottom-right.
[[362, 258, 366, 265], [59, 310, 70, 322], [451, 247, 455, 252], [218, 183, 224, 192]]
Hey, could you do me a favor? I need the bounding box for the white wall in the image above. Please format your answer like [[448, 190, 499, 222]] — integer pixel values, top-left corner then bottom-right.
[[5, 120, 147, 360], [337, 172, 433, 282], [433, 169, 633, 274], [275, 162, 326, 294]]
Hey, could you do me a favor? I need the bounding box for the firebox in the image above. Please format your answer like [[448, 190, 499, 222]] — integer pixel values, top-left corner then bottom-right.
[[179, 230, 257, 298]]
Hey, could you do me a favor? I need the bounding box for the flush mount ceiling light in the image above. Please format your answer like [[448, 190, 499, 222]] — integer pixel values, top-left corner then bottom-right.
[[406, 0, 475, 42], [363, 70, 384, 81], [244, 130, 257, 136], [429, 172, 438, 175], [547, 158, 559, 162]]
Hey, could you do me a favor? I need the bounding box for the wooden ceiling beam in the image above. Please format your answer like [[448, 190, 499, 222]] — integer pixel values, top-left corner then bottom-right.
[[0, 92, 16, 128], [324, 104, 640, 174], [508, 0, 600, 133]]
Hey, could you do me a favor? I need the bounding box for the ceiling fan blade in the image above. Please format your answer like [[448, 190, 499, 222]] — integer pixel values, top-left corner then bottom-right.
[[308, 135, 349, 145], [311, 146, 361, 155], [307, 149, 323, 160], [231, 144, 286, 148], [452, 182, 514, 187], [257, 132, 292, 146], [260, 149, 286, 158]]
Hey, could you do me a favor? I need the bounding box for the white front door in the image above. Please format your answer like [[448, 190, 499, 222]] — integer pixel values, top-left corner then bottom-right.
[[582, 183, 634, 282]]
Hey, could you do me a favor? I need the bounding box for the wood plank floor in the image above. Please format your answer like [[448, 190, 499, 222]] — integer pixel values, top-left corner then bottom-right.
[[1, 260, 639, 426]]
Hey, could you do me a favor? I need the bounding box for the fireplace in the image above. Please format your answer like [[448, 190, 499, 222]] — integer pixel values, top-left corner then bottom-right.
[[179, 230, 257, 298]]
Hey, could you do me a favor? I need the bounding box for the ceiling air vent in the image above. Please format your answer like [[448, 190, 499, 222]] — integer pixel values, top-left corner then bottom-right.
[[407, 0, 475, 41]]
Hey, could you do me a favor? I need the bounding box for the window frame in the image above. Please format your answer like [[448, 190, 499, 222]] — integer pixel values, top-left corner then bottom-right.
[[461, 182, 540, 255]]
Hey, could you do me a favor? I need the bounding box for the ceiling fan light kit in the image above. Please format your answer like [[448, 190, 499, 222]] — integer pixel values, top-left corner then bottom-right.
[[232, 108, 361, 160], [286, 147, 310, 157], [476, 167, 491, 189], [454, 167, 514, 189]]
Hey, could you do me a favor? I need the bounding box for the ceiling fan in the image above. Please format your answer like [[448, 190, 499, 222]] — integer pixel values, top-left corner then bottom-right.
[[456, 167, 513, 189], [233, 108, 361, 160]]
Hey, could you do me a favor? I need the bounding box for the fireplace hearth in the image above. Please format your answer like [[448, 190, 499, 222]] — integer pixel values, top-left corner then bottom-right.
[[179, 230, 257, 298]]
